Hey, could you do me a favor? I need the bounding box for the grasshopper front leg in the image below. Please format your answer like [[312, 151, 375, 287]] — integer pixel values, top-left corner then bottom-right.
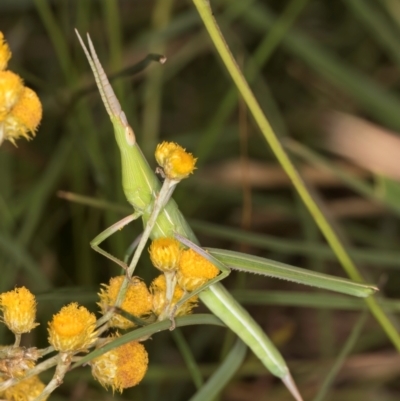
[[90, 212, 142, 271]]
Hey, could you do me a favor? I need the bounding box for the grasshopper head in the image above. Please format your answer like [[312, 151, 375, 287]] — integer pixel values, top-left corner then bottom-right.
[[119, 110, 136, 146], [112, 111, 136, 150]]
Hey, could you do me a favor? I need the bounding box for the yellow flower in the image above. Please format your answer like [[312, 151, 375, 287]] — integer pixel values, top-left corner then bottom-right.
[[98, 276, 152, 329], [0, 375, 47, 401], [177, 249, 219, 292], [2, 87, 42, 145], [0, 70, 24, 121], [149, 237, 181, 273], [0, 32, 11, 71], [155, 141, 196, 180], [48, 303, 97, 353], [151, 274, 198, 317], [154, 141, 179, 166], [0, 287, 39, 335], [91, 337, 148, 393]]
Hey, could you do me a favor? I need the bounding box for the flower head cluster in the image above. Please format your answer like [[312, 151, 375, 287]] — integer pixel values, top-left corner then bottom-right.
[[155, 142, 196, 180], [151, 274, 198, 317], [148, 237, 219, 317], [0, 287, 39, 334], [0, 31, 42, 146], [177, 248, 219, 292], [91, 335, 148, 393], [48, 303, 97, 353], [98, 276, 152, 329], [0, 375, 47, 401]]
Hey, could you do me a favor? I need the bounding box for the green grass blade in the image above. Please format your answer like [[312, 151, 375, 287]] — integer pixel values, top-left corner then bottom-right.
[[172, 329, 204, 389], [197, 0, 310, 162], [34, 0, 75, 81], [312, 312, 368, 401], [17, 136, 74, 245], [233, 290, 400, 312], [188, 338, 247, 401], [237, 1, 400, 131], [285, 139, 400, 216], [0, 234, 51, 290], [346, 0, 400, 69], [141, 0, 174, 157]]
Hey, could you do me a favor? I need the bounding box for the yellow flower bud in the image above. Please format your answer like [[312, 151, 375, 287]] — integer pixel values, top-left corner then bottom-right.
[[0, 287, 39, 334], [177, 249, 219, 292], [48, 303, 97, 353], [91, 337, 148, 392], [155, 141, 196, 180], [98, 276, 152, 329], [0, 32, 12, 71], [0, 375, 47, 401], [150, 274, 198, 317], [149, 237, 181, 273]]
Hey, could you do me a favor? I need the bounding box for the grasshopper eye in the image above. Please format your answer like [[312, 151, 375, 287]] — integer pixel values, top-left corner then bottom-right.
[[125, 125, 136, 146], [118, 111, 135, 145]]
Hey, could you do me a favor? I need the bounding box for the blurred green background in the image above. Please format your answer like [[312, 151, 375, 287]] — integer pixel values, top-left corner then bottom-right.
[[1, 0, 400, 400]]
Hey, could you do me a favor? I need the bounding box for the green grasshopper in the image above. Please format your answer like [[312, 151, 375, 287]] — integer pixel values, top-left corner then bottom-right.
[[76, 31, 377, 401]]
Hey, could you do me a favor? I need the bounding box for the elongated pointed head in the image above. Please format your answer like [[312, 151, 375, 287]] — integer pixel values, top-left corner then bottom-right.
[[75, 29, 136, 150]]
